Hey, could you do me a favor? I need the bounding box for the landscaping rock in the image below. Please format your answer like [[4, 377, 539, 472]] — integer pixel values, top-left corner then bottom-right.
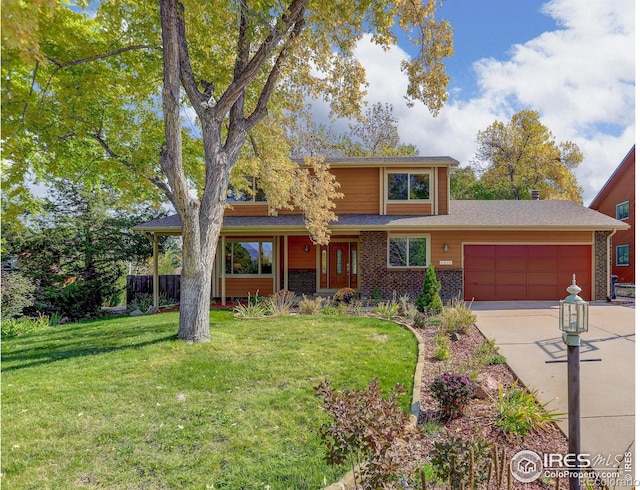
[[130, 309, 144, 317], [146, 306, 159, 314]]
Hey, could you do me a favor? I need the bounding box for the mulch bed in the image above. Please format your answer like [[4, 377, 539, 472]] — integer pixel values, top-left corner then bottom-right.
[[415, 321, 571, 489]]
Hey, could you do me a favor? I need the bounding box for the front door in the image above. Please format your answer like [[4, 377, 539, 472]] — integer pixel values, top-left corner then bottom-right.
[[329, 243, 349, 289]]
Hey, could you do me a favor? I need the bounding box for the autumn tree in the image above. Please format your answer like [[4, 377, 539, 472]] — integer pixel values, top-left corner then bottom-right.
[[290, 102, 418, 158], [3, 0, 453, 341], [472, 110, 583, 202]]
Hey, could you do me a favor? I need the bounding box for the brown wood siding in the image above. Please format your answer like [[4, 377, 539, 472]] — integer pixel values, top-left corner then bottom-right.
[[331, 167, 379, 214], [224, 204, 270, 217], [386, 202, 432, 215], [429, 230, 593, 268], [225, 277, 274, 297], [438, 167, 449, 215], [589, 148, 634, 283], [287, 236, 316, 268]]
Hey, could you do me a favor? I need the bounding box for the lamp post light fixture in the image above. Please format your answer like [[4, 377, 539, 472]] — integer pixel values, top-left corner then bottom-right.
[[559, 274, 589, 490]]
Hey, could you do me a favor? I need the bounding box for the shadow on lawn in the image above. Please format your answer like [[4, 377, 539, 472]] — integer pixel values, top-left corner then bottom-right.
[[2, 320, 178, 372]]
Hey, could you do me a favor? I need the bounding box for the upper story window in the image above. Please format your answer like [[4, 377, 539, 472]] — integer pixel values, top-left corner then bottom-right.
[[616, 244, 630, 266], [387, 172, 430, 201], [227, 177, 266, 202], [616, 201, 629, 220], [225, 241, 273, 275]]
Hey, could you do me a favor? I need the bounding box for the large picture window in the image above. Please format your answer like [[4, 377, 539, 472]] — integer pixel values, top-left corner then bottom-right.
[[616, 201, 629, 220], [225, 241, 273, 275], [227, 177, 266, 202], [388, 236, 429, 268], [387, 172, 430, 201], [616, 244, 630, 266]]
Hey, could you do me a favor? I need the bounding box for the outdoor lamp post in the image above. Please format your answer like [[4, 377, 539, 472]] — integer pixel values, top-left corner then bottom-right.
[[559, 274, 589, 490]]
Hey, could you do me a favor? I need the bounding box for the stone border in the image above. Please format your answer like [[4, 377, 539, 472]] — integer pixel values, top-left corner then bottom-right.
[[324, 316, 424, 490]]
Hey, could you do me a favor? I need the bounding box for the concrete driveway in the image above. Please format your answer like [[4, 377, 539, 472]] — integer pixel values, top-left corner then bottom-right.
[[472, 301, 635, 482]]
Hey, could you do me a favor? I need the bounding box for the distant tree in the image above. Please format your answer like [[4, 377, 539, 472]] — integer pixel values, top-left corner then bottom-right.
[[4, 179, 165, 319], [473, 110, 583, 202], [290, 103, 419, 158]]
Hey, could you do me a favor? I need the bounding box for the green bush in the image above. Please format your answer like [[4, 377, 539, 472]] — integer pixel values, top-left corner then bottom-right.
[[433, 331, 451, 361], [473, 338, 506, 367], [429, 435, 492, 490], [1, 314, 51, 338], [493, 382, 564, 437], [233, 291, 268, 318], [1, 271, 36, 319], [417, 265, 442, 314], [441, 298, 476, 335], [373, 300, 399, 319]]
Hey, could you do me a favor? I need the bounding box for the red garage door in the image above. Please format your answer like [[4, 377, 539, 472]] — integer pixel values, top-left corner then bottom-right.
[[464, 245, 592, 301]]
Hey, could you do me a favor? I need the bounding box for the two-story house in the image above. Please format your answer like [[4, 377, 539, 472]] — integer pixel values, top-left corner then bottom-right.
[[589, 145, 635, 287], [133, 156, 628, 305]]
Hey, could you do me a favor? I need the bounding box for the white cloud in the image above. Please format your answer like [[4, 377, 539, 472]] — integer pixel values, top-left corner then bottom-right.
[[312, 0, 635, 204]]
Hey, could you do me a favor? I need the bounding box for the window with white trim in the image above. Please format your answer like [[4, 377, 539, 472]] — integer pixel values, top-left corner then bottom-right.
[[388, 236, 430, 268], [225, 241, 273, 275], [616, 244, 630, 266], [616, 201, 629, 220], [387, 172, 430, 201]]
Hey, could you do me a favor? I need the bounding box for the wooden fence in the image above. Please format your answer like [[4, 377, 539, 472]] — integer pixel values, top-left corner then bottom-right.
[[126, 275, 181, 305]]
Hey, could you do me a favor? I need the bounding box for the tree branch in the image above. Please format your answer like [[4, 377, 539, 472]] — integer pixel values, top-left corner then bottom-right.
[[91, 130, 175, 203], [214, 0, 307, 122], [245, 15, 305, 132], [46, 45, 161, 69], [174, 1, 209, 115]]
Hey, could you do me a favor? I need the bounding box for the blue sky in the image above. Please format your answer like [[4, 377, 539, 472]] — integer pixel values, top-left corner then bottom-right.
[[313, 0, 635, 204]]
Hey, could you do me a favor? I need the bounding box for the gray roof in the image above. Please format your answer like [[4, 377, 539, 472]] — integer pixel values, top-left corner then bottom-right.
[[309, 156, 460, 166], [133, 200, 628, 233]]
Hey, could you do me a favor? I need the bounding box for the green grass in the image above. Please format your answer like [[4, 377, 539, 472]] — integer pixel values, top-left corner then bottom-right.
[[1, 311, 417, 489]]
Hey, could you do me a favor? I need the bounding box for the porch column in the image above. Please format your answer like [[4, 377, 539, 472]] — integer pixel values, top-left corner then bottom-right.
[[283, 235, 289, 291], [153, 232, 159, 308], [221, 236, 226, 305]]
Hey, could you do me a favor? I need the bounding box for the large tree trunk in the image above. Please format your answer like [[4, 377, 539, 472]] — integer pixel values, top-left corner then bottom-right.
[[178, 221, 220, 342]]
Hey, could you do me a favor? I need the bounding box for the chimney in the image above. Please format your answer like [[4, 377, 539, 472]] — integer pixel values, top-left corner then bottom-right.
[[531, 190, 540, 200]]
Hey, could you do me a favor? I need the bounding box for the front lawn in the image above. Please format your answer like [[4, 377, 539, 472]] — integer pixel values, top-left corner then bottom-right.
[[1, 311, 417, 489]]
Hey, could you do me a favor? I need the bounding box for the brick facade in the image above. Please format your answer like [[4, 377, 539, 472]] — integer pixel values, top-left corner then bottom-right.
[[360, 231, 463, 301], [286, 269, 316, 296], [594, 231, 610, 301]]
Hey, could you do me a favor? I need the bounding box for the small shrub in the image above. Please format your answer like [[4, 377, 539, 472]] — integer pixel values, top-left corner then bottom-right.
[[348, 299, 364, 316], [333, 287, 355, 304], [473, 337, 506, 367], [433, 331, 451, 361], [1, 271, 36, 319], [298, 294, 323, 315], [412, 312, 429, 329], [321, 305, 340, 315], [233, 291, 268, 318], [429, 372, 474, 419], [371, 286, 383, 301], [442, 298, 476, 335], [417, 265, 442, 314], [429, 434, 492, 490], [316, 379, 424, 489], [1, 313, 51, 338], [493, 382, 564, 437], [398, 294, 419, 320], [266, 289, 298, 315], [373, 300, 399, 320]]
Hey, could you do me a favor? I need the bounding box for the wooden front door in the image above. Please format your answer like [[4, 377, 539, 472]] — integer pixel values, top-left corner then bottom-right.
[[329, 243, 349, 289]]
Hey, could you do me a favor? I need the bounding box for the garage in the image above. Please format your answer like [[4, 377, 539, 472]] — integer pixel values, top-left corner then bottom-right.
[[464, 244, 592, 301]]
